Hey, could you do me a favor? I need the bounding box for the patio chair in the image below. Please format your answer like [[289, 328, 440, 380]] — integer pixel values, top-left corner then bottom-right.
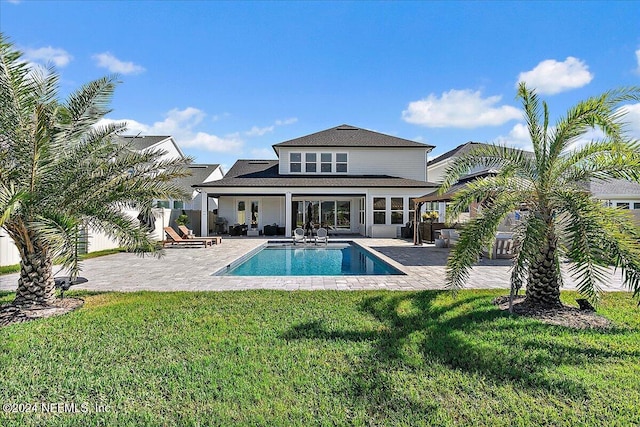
[[493, 232, 515, 259], [315, 227, 328, 245], [439, 229, 460, 247], [178, 225, 222, 245], [292, 227, 307, 245], [163, 227, 214, 248]]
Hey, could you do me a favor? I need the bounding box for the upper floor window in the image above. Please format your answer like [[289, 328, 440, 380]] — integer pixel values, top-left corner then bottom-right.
[[289, 151, 349, 174], [336, 153, 347, 173], [290, 153, 301, 172], [321, 153, 332, 172], [305, 153, 316, 172]]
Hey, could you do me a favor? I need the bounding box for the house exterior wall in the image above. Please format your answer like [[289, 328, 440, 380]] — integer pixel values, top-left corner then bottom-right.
[[277, 147, 428, 181], [0, 228, 21, 266], [147, 139, 184, 163]]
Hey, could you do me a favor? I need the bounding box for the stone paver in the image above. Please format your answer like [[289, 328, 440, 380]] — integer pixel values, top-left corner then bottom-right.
[[0, 237, 630, 293]]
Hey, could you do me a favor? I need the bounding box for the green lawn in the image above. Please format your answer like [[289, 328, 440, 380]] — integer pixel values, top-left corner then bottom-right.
[[1, 290, 639, 426]]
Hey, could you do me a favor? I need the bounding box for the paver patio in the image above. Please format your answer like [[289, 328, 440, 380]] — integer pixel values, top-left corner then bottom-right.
[[0, 238, 629, 293]]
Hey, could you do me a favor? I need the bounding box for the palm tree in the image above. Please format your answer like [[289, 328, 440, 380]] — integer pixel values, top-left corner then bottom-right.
[[0, 35, 191, 306], [442, 83, 640, 308]]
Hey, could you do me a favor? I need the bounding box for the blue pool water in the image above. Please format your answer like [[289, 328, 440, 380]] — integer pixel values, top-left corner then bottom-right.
[[219, 243, 403, 276]]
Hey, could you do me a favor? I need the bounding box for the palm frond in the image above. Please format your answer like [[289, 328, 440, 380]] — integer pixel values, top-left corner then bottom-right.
[[554, 190, 640, 302], [445, 191, 523, 291]]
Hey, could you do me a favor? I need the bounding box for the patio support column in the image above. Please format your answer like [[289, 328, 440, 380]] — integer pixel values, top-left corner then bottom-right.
[[438, 201, 446, 224], [200, 191, 208, 236], [285, 192, 292, 237]]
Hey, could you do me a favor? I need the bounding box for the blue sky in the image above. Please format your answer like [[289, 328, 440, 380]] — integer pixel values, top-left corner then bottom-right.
[[2, 1, 640, 172]]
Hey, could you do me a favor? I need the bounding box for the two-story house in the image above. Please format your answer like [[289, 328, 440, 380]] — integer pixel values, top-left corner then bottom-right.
[[196, 124, 439, 237]]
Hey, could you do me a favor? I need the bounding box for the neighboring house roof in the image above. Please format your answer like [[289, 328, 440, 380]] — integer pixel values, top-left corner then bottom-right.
[[414, 171, 499, 203], [197, 160, 438, 189], [117, 135, 186, 159], [173, 164, 221, 196], [588, 179, 640, 198], [272, 124, 434, 154], [427, 141, 488, 166]]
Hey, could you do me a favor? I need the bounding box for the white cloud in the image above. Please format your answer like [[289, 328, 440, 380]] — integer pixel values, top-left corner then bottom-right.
[[92, 52, 145, 75], [492, 123, 533, 151], [245, 125, 275, 137], [22, 46, 72, 67], [244, 117, 298, 137], [635, 49, 640, 75], [619, 103, 640, 139], [402, 89, 521, 128], [517, 57, 593, 95], [275, 117, 298, 126], [97, 107, 243, 153]]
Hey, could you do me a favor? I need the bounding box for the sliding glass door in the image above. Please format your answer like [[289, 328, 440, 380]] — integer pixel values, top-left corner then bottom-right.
[[293, 199, 351, 231]]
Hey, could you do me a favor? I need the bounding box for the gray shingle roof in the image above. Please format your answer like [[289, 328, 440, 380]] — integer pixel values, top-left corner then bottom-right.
[[427, 141, 490, 166], [118, 135, 172, 151], [197, 160, 438, 189], [173, 164, 221, 194], [588, 179, 640, 197], [273, 124, 434, 151]]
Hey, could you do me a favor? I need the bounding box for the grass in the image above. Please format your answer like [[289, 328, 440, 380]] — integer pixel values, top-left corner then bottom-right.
[[0, 289, 639, 426], [0, 248, 127, 276]]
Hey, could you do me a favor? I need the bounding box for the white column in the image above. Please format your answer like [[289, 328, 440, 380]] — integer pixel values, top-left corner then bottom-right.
[[200, 191, 208, 236], [438, 201, 446, 223], [285, 192, 292, 237]]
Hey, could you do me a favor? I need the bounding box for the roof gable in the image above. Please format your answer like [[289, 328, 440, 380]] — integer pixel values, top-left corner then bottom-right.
[[273, 124, 433, 154]]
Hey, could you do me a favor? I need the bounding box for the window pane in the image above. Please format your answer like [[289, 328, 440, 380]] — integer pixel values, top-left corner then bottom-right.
[[306, 163, 317, 172], [635, 202, 640, 209], [321, 163, 332, 172], [237, 201, 246, 224], [305, 153, 316, 162], [295, 201, 304, 227], [321, 201, 335, 228], [391, 211, 403, 224], [290, 163, 301, 172], [337, 201, 350, 228], [374, 212, 386, 224], [409, 199, 415, 210], [336, 163, 347, 173], [336, 153, 347, 162], [373, 197, 386, 210], [391, 198, 403, 210], [173, 200, 184, 209], [617, 202, 630, 209], [321, 153, 332, 162], [290, 153, 301, 162], [156, 200, 170, 208], [251, 201, 259, 225]]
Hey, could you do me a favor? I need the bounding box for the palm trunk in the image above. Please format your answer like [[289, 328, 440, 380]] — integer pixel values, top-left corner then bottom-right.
[[13, 251, 57, 307], [526, 235, 562, 307]]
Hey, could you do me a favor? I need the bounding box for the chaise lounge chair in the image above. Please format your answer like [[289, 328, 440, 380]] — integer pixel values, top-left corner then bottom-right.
[[315, 227, 328, 245], [292, 227, 306, 245], [178, 225, 222, 245], [163, 227, 215, 248]]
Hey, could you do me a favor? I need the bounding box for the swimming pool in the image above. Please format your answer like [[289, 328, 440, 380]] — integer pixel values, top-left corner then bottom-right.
[[216, 242, 404, 276]]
